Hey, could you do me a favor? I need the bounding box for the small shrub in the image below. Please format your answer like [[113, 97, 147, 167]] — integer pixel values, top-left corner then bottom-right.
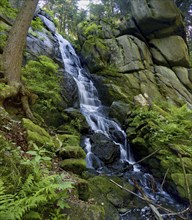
[[31, 17, 44, 31], [0, 0, 17, 19]]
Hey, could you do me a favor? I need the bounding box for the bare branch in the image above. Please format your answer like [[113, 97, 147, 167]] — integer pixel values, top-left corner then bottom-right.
[[110, 179, 189, 220], [160, 168, 169, 191]]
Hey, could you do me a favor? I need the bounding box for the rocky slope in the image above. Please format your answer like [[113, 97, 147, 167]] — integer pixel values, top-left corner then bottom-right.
[[0, 0, 192, 217], [77, 0, 192, 201]]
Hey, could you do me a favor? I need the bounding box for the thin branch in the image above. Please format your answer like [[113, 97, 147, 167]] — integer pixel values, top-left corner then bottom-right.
[[131, 148, 161, 167], [160, 168, 169, 191], [163, 207, 189, 218], [116, 148, 161, 174], [131, 177, 163, 220], [178, 153, 192, 211], [110, 179, 188, 220]]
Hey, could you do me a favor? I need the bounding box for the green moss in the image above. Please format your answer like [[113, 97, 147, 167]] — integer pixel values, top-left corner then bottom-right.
[[81, 37, 109, 72], [59, 146, 86, 159], [171, 173, 192, 200], [60, 159, 86, 175], [88, 176, 134, 219], [22, 56, 64, 127], [75, 178, 90, 201], [66, 201, 105, 220], [31, 17, 44, 31], [22, 118, 55, 151], [127, 103, 192, 199], [0, 0, 17, 19], [0, 32, 7, 51]]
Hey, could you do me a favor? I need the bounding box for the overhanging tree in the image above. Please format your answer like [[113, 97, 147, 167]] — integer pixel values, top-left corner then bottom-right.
[[0, 0, 39, 118]]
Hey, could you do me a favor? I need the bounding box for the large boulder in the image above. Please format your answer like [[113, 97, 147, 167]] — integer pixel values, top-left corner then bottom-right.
[[90, 133, 120, 164], [106, 35, 152, 73], [130, 0, 185, 39], [150, 36, 190, 67]]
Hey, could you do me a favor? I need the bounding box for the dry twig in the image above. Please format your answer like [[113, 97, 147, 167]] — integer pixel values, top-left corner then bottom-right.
[[110, 179, 188, 220]]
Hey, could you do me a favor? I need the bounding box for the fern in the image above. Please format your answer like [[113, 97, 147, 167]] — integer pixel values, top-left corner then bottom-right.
[[0, 174, 72, 220]]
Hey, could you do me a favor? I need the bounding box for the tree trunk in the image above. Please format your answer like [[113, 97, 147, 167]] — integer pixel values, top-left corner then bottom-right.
[[1, 0, 39, 118]]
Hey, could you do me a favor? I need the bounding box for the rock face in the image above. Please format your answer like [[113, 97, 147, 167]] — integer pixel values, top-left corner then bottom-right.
[[90, 133, 120, 164], [78, 0, 192, 109], [77, 0, 192, 201], [25, 9, 79, 109]]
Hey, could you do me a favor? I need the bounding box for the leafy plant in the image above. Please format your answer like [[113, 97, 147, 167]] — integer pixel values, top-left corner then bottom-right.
[[31, 17, 44, 31], [0, 142, 73, 220], [0, 174, 72, 220], [22, 55, 63, 126], [0, 0, 17, 19]]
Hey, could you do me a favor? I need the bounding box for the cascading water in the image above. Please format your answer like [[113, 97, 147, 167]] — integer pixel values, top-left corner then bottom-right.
[[56, 33, 187, 220], [56, 33, 134, 171]]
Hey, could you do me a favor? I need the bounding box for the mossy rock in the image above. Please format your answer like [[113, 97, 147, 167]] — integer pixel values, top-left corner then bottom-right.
[[75, 178, 90, 201], [22, 118, 55, 151], [58, 109, 89, 135], [66, 200, 105, 220], [81, 37, 109, 73], [54, 134, 86, 159], [58, 145, 86, 159], [60, 159, 86, 175], [88, 176, 134, 220], [171, 173, 192, 200], [57, 134, 80, 146]]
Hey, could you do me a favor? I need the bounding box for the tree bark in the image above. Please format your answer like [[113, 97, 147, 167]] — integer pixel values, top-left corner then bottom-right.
[[1, 0, 39, 119]]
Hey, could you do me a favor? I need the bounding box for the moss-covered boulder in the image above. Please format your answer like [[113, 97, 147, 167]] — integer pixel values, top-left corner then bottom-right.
[[171, 173, 192, 200], [22, 118, 55, 151], [66, 200, 105, 220], [87, 175, 134, 220], [150, 36, 190, 67], [60, 159, 86, 175], [58, 135, 86, 159], [63, 108, 89, 134], [81, 37, 109, 73], [109, 101, 130, 124]]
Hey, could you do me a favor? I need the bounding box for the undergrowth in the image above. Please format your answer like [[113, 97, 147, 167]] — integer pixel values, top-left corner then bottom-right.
[[31, 17, 44, 32], [22, 55, 63, 126], [0, 135, 73, 220], [0, 0, 17, 19], [129, 103, 192, 150]]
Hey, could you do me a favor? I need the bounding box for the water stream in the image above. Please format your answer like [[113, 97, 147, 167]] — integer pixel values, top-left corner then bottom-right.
[[56, 33, 187, 220], [56, 34, 134, 169]]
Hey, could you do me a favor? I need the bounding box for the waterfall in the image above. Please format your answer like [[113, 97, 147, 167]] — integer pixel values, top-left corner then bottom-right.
[[56, 33, 134, 170], [56, 33, 186, 219]]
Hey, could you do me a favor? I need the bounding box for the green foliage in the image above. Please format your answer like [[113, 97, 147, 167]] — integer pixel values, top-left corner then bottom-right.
[[79, 21, 103, 39], [0, 23, 9, 50], [129, 104, 192, 150], [31, 17, 44, 31], [0, 140, 73, 220], [22, 55, 63, 126], [0, 135, 23, 192], [0, 0, 17, 19], [0, 174, 72, 220]]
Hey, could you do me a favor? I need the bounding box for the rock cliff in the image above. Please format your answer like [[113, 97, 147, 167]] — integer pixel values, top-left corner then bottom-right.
[[78, 0, 192, 109], [77, 0, 192, 201]]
